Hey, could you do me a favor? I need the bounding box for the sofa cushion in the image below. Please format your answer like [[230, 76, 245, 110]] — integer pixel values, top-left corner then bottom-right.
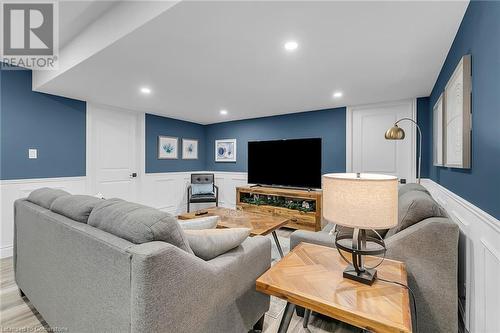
[[27, 187, 70, 209], [88, 198, 192, 253], [50, 195, 103, 223], [191, 183, 214, 195], [184, 228, 251, 260], [179, 216, 219, 230], [386, 190, 447, 237], [398, 183, 430, 197]]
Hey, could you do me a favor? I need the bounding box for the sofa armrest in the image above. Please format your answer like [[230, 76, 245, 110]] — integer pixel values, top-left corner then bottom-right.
[[206, 235, 271, 296], [290, 229, 335, 250], [385, 217, 459, 333], [127, 236, 271, 333]]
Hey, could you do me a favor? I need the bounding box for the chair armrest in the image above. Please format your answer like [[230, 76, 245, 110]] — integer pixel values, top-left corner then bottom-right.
[[214, 184, 219, 202], [385, 217, 459, 333], [290, 230, 335, 250], [127, 237, 271, 332]]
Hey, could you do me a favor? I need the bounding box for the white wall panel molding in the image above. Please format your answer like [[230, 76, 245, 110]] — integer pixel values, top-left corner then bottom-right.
[[421, 179, 500, 333], [139, 171, 248, 214], [0, 177, 88, 258], [1, 171, 249, 258]]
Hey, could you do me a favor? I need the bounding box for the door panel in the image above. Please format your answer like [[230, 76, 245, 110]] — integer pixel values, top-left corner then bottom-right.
[[349, 100, 415, 182], [89, 105, 139, 201]]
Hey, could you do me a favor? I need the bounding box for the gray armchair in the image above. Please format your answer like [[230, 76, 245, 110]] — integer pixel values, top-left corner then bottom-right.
[[290, 186, 459, 333], [187, 173, 219, 212]]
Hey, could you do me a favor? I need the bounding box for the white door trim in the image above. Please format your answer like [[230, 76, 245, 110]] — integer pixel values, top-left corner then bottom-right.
[[346, 99, 417, 182]]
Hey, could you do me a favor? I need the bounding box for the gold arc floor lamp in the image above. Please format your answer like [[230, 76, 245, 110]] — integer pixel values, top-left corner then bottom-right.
[[384, 118, 422, 184]]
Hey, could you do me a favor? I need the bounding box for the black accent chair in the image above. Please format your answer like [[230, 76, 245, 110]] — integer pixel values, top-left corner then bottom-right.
[[187, 173, 219, 212]]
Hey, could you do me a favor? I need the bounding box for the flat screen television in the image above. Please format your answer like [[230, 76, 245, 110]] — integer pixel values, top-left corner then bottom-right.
[[248, 138, 322, 189]]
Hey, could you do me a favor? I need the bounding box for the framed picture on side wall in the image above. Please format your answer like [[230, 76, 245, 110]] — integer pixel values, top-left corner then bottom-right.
[[433, 93, 444, 166], [215, 139, 237, 162], [158, 136, 178, 159], [444, 54, 472, 169], [182, 139, 198, 160]]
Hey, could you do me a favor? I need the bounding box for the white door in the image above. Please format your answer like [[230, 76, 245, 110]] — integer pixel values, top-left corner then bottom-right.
[[347, 100, 416, 183], [88, 104, 140, 201]]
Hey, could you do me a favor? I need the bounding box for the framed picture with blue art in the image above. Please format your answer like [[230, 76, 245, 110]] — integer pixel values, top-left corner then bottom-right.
[[158, 136, 178, 159], [182, 138, 198, 160], [215, 139, 237, 162]]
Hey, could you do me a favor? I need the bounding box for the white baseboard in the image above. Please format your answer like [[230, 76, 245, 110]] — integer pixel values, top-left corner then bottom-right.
[[0, 245, 13, 259], [421, 179, 500, 333]]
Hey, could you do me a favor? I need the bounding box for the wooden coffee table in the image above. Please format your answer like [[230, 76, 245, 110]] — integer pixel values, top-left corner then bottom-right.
[[256, 242, 412, 333], [178, 207, 290, 257]]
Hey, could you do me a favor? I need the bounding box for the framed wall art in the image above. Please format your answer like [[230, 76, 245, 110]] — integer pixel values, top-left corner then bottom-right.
[[433, 93, 444, 166], [182, 139, 198, 160], [215, 139, 236, 162], [444, 54, 472, 169], [158, 136, 178, 159]]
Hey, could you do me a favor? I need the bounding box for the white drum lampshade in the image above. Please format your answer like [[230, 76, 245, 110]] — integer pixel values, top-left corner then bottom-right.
[[322, 173, 398, 229]]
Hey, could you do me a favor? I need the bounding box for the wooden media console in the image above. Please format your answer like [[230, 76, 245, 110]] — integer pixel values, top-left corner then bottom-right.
[[236, 186, 323, 231]]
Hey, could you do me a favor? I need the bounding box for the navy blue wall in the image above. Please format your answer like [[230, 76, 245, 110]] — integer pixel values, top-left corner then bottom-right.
[[428, 1, 500, 219], [0, 68, 86, 180], [204, 108, 346, 173], [145, 113, 206, 173], [416, 97, 431, 178]]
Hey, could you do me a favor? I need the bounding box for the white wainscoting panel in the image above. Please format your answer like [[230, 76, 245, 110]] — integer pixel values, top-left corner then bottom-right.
[[0, 172, 249, 259], [421, 179, 500, 333], [139, 172, 192, 215], [138, 171, 248, 215], [214, 172, 248, 208], [0, 177, 88, 258]]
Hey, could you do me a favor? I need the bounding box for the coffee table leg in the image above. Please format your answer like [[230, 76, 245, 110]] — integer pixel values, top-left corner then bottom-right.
[[278, 302, 296, 333], [303, 309, 311, 328], [272, 231, 284, 258]]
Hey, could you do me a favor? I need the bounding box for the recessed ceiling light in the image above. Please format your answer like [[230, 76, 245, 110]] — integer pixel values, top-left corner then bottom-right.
[[220, 109, 228, 115], [284, 41, 298, 51], [140, 87, 151, 94], [333, 91, 343, 98]]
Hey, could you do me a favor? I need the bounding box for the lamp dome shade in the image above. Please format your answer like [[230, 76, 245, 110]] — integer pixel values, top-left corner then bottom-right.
[[322, 173, 398, 229], [385, 125, 405, 140]]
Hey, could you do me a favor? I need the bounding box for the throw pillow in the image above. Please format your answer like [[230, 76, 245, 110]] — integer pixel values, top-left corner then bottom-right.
[[398, 183, 430, 197], [88, 198, 193, 253], [27, 187, 71, 209], [184, 228, 251, 260], [50, 195, 103, 223], [179, 216, 219, 230], [390, 190, 447, 235], [191, 183, 214, 195]]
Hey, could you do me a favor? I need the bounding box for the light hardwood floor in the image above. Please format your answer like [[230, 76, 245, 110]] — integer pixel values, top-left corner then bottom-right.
[[0, 228, 357, 333]]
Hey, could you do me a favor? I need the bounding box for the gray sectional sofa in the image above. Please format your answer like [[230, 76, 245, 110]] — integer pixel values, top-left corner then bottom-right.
[[290, 183, 459, 333], [14, 188, 270, 333]]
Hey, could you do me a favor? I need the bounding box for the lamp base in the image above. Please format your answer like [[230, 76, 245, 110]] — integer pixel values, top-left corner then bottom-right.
[[343, 265, 377, 285]]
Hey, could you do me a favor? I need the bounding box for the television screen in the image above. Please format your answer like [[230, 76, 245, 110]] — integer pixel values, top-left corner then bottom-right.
[[248, 138, 322, 189]]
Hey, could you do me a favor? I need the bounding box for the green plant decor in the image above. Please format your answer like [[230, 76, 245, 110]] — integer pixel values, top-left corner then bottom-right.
[[240, 194, 316, 213]]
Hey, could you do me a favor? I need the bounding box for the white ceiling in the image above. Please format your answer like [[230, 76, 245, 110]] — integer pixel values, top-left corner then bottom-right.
[[59, 1, 118, 48], [38, 1, 468, 124]]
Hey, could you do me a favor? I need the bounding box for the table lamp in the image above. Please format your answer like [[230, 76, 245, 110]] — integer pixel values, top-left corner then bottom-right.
[[323, 173, 398, 285]]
